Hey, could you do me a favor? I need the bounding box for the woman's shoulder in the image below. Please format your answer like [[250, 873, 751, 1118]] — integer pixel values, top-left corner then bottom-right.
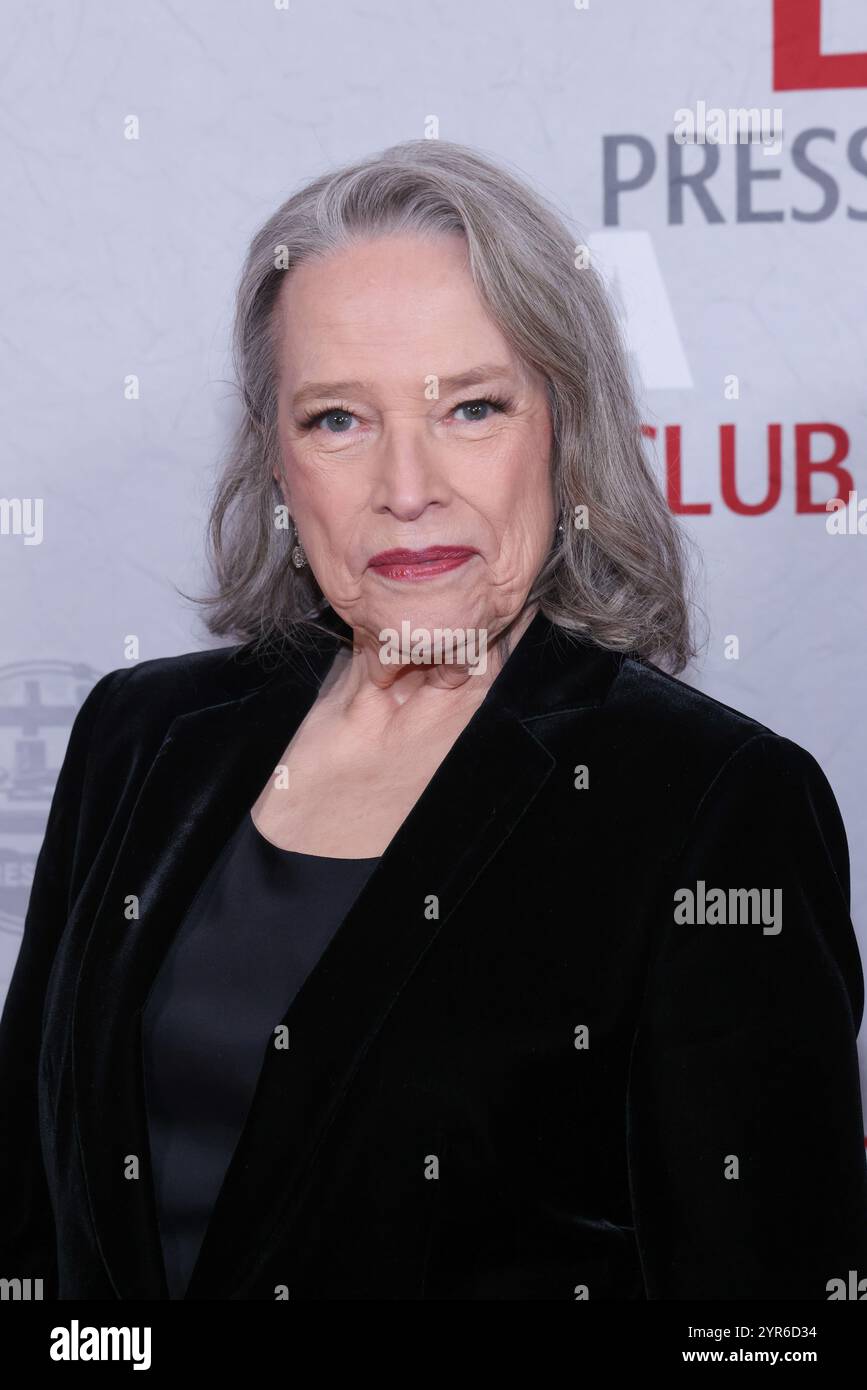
[[585, 645, 843, 847], [548, 626, 779, 758], [606, 648, 817, 777], [97, 643, 268, 709], [66, 643, 274, 769]]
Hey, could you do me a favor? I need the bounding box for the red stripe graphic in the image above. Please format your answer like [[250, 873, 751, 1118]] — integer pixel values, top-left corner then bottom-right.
[[774, 0, 867, 89]]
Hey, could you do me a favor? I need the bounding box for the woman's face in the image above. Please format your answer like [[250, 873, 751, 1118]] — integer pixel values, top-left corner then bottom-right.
[[272, 231, 555, 649]]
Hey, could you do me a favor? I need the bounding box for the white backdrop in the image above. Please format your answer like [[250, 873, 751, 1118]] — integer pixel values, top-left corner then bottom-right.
[[1, 0, 865, 1129]]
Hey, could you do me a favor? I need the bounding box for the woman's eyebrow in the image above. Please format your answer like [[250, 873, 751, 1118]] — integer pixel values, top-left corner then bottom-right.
[[290, 364, 516, 411]]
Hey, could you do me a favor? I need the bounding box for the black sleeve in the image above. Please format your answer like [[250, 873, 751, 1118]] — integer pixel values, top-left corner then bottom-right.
[[627, 731, 867, 1299], [0, 669, 126, 1296]]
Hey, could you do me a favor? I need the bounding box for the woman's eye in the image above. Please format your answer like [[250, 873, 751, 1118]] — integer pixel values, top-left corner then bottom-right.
[[313, 408, 357, 433], [452, 397, 503, 424]]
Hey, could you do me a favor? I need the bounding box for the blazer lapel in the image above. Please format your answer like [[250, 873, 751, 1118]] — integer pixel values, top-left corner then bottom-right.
[[185, 692, 556, 1297], [72, 611, 612, 1299], [72, 637, 343, 1300]]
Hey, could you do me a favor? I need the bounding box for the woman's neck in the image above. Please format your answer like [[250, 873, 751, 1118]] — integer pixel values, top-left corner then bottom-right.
[[318, 602, 538, 722]]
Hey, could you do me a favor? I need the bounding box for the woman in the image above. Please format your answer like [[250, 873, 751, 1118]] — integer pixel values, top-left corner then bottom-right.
[[1, 139, 865, 1301]]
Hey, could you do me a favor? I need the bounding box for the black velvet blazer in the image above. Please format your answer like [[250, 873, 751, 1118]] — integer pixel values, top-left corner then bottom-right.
[[1, 609, 866, 1300]]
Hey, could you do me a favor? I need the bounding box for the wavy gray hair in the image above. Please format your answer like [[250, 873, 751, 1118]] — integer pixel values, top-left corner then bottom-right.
[[193, 138, 697, 673]]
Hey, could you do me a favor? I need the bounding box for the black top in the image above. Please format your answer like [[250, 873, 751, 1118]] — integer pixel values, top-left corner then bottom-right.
[[140, 810, 381, 1300]]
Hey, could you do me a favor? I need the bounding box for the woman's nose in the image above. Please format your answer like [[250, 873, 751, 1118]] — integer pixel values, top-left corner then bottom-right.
[[368, 420, 453, 520]]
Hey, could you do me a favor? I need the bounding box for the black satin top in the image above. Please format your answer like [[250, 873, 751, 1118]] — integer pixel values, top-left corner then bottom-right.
[[140, 810, 380, 1300]]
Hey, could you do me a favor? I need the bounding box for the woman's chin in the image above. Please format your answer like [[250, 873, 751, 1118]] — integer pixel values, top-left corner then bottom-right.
[[368, 604, 488, 638]]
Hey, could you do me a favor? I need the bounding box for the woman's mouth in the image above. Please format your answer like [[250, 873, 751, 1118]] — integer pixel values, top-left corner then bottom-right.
[[366, 546, 478, 582]]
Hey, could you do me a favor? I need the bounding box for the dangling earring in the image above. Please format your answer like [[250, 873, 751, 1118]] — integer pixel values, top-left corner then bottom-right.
[[290, 521, 307, 569]]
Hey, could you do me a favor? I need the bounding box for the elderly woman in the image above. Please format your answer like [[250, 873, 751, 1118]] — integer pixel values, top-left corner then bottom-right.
[[1, 139, 866, 1302]]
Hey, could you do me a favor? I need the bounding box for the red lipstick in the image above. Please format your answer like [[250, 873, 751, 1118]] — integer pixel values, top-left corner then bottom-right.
[[367, 545, 478, 582]]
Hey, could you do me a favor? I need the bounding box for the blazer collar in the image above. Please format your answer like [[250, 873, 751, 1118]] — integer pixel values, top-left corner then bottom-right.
[[71, 610, 621, 1298]]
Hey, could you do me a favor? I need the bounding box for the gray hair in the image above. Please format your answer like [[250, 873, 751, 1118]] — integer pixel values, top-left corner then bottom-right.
[[192, 138, 698, 673]]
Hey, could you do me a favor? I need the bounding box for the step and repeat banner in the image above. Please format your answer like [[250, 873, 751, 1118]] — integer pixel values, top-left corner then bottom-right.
[[1, 0, 866, 1129]]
